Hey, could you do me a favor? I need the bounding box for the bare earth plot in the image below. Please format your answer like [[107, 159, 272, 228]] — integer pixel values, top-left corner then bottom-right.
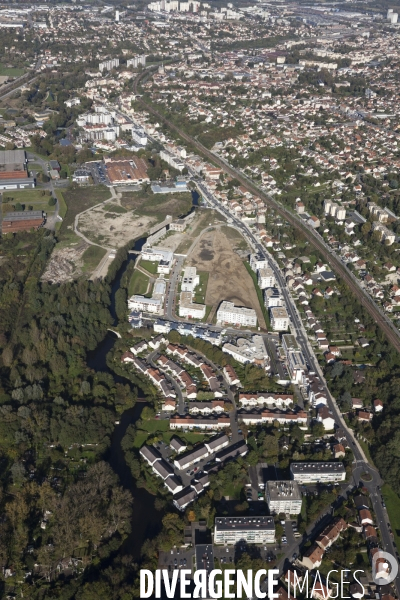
[[41, 240, 90, 283], [186, 229, 266, 328], [78, 206, 156, 248]]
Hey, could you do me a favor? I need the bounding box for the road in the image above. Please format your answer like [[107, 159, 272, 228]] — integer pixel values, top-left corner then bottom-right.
[[0, 73, 39, 102], [148, 349, 185, 414], [133, 68, 400, 357], [198, 181, 400, 595], [166, 255, 185, 320], [132, 70, 400, 590]]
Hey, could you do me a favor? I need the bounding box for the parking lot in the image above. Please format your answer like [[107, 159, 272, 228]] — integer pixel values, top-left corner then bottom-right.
[[85, 161, 110, 185], [159, 547, 195, 574]]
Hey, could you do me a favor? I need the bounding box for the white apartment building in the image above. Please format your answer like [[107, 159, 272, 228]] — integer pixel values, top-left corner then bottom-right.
[[127, 55, 146, 68], [179, 293, 206, 319], [214, 516, 275, 545], [141, 247, 174, 274], [250, 253, 269, 272], [127, 295, 163, 314], [264, 287, 282, 308], [266, 481, 302, 515], [324, 200, 346, 221], [372, 222, 396, 245], [258, 267, 275, 289], [160, 149, 185, 172], [217, 301, 257, 327], [290, 462, 346, 483], [99, 58, 119, 72], [132, 126, 147, 147], [181, 266, 199, 292], [270, 306, 290, 331]]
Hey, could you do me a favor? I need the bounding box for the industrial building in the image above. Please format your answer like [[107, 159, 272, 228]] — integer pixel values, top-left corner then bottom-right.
[[103, 156, 149, 185], [266, 481, 302, 515], [0, 149, 35, 190], [2, 210, 45, 234], [214, 516, 275, 545]]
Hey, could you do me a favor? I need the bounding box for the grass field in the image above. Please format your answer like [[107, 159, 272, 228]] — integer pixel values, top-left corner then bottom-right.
[[382, 484, 400, 553], [81, 246, 107, 273], [194, 271, 209, 304], [243, 261, 270, 329], [202, 305, 213, 322], [0, 64, 25, 77], [128, 269, 149, 296], [2, 190, 56, 215], [358, 439, 376, 468], [140, 419, 170, 434], [139, 259, 159, 275], [121, 189, 192, 224], [60, 185, 110, 233], [103, 203, 127, 214], [56, 191, 67, 219], [133, 425, 207, 449]]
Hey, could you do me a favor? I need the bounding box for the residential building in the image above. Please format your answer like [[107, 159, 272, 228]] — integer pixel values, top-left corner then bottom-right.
[[290, 462, 346, 483], [266, 481, 302, 515], [99, 58, 119, 71], [270, 306, 290, 331], [217, 301, 257, 327], [250, 254, 269, 272], [174, 445, 209, 470], [214, 516, 275, 545], [258, 267, 275, 289]]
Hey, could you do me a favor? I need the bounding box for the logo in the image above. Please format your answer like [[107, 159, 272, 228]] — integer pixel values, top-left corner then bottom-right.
[[372, 551, 399, 585]]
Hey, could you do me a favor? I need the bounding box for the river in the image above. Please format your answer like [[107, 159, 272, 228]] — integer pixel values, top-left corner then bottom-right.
[[86, 191, 200, 557], [86, 236, 162, 559]]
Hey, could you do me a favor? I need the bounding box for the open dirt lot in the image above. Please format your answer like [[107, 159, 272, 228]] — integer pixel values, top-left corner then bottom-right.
[[78, 206, 156, 248], [41, 240, 90, 283], [186, 229, 266, 328]]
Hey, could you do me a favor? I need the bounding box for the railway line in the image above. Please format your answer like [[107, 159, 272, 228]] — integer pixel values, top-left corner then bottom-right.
[[133, 69, 400, 355]]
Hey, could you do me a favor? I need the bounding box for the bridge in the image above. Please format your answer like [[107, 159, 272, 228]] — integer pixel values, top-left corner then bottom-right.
[[107, 329, 122, 338]]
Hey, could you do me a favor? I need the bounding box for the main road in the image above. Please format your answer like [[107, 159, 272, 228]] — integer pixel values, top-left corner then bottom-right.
[[133, 69, 400, 357], [198, 180, 400, 596], [132, 70, 400, 592]]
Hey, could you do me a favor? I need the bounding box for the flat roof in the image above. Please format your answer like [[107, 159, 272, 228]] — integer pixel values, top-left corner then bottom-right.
[[3, 210, 43, 222], [291, 462, 345, 474], [266, 480, 302, 501], [0, 149, 26, 165], [215, 516, 275, 532]]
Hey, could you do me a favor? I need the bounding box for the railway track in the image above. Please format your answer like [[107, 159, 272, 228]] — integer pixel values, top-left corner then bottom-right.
[[133, 71, 400, 354]]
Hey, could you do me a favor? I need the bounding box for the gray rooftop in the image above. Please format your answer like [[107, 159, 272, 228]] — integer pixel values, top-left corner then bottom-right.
[[290, 462, 345, 474], [215, 516, 275, 532], [0, 149, 26, 165], [266, 480, 302, 501], [3, 211, 43, 222]]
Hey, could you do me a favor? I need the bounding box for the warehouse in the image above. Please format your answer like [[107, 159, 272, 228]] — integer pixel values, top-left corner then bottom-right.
[[0, 149, 35, 189], [104, 156, 149, 185], [2, 211, 45, 234]]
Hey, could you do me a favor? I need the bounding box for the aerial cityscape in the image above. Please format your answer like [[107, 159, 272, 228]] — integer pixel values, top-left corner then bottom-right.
[[1, 0, 400, 597]]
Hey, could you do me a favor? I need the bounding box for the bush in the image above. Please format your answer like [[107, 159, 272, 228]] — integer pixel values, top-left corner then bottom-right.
[[48, 196, 57, 206]]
